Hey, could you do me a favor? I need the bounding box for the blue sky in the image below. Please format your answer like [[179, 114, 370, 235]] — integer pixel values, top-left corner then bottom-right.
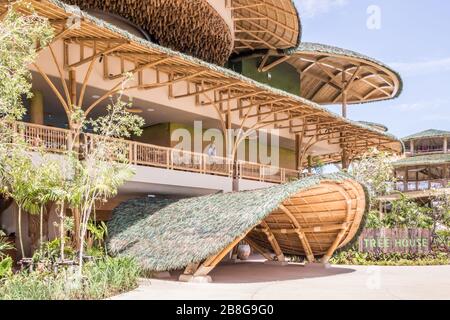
[[295, 0, 450, 138]]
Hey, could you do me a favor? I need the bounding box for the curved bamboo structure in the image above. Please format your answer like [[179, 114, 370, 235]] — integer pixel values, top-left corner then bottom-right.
[[247, 178, 366, 262], [63, 0, 233, 65], [231, 0, 301, 52], [107, 173, 368, 276], [285, 43, 402, 105]]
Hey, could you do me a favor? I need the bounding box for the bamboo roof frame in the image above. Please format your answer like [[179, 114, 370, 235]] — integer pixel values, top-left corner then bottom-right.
[[283, 43, 403, 105], [229, 0, 301, 53], [2, 0, 402, 166]]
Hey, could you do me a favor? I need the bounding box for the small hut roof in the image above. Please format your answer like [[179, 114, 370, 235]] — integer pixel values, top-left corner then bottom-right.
[[402, 129, 450, 142], [232, 0, 302, 53], [285, 42, 402, 105], [392, 153, 450, 168], [107, 173, 369, 272]]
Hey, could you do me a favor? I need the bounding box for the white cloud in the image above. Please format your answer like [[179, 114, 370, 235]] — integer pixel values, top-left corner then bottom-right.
[[392, 98, 450, 112], [296, 0, 349, 18], [390, 57, 450, 77]]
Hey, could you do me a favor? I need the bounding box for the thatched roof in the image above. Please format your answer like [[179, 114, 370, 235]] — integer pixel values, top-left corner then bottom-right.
[[107, 173, 368, 272], [62, 0, 233, 65], [285, 42, 402, 105], [393, 153, 450, 168], [232, 0, 301, 53], [403, 129, 450, 142], [357, 121, 389, 132]]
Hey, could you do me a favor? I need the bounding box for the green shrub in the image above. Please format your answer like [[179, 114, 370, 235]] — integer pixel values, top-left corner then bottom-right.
[[0, 257, 13, 278], [331, 248, 450, 266], [82, 256, 141, 300], [0, 256, 141, 300]]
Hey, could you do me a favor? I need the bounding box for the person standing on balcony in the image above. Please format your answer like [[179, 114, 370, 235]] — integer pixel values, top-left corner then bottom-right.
[[207, 138, 217, 165]]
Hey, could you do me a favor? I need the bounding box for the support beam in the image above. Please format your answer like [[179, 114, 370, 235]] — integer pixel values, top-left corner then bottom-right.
[[279, 204, 315, 262], [245, 237, 274, 261], [260, 221, 285, 262]]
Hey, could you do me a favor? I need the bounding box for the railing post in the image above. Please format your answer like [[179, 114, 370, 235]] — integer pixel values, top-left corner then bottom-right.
[[170, 149, 174, 169]]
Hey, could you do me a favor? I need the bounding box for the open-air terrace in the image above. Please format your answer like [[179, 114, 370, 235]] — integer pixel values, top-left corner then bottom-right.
[[11, 120, 301, 185]]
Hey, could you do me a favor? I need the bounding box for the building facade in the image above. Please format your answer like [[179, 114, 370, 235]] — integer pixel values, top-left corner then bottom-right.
[[0, 0, 404, 273]]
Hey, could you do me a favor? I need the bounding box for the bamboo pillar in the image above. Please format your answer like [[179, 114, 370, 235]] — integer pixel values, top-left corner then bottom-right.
[[307, 155, 313, 174], [69, 69, 77, 108], [341, 72, 349, 169], [295, 134, 300, 170], [444, 137, 448, 154], [30, 90, 44, 125]]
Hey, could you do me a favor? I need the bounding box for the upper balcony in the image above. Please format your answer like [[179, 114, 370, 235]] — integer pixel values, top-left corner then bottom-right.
[[12, 121, 301, 186]]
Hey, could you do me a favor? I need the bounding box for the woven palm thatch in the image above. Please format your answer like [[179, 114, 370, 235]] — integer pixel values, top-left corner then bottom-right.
[[357, 121, 389, 133], [63, 0, 233, 65], [393, 153, 450, 168], [285, 42, 402, 105], [107, 173, 369, 272], [402, 129, 450, 142]]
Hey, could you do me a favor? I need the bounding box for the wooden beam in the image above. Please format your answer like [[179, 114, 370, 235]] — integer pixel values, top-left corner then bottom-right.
[[279, 204, 315, 262], [66, 42, 128, 69], [260, 221, 285, 262], [107, 57, 172, 80]]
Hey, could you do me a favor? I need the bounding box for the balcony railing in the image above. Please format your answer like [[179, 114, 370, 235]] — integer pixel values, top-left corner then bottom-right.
[[9, 121, 300, 184], [395, 180, 450, 192], [237, 161, 300, 184]]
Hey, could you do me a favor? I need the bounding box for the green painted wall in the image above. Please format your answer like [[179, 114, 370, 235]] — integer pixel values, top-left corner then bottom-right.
[[228, 57, 300, 96]]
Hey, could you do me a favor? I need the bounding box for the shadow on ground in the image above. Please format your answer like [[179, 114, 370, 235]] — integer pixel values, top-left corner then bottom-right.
[[165, 261, 356, 284]]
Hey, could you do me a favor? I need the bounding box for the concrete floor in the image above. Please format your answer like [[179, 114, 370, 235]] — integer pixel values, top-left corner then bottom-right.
[[112, 261, 450, 300]]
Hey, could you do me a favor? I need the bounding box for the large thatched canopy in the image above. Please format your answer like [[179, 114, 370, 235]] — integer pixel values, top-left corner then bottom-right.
[[285, 43, 402, 105], [108, 173, 368, 275], [231, 0, 301, 53]]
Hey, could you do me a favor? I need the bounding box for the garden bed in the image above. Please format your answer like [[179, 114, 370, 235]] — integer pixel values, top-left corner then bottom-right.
[[0, 256, 141, 300]]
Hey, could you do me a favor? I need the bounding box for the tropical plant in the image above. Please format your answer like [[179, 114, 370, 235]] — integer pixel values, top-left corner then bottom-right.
[[350, 148, 397, 197], [0, 256, 141, 300], [383, 195, 434, 229], [0, 1, 53, 120], [0, 230, 14, 258]]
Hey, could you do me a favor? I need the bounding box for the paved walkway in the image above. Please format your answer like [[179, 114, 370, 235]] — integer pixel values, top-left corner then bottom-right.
[[112, 262, 450, 300]]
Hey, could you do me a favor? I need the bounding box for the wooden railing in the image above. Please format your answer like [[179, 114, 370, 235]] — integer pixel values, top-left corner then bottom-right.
[[10, 121, 301, 183], [237, 160, 300, 184], [395, 180, 450, 192]]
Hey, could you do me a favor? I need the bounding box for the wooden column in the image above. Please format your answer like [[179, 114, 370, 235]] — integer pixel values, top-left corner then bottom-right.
[[410, 140, 415, 156], [30, 90, 44, 125], [444, 138, 448, 154], [69, 69, 77, 108], [341, 72, 349, 169], [295, 134, 300, 170], [404, 167, 408, 192], [307, 155, 313, 174]]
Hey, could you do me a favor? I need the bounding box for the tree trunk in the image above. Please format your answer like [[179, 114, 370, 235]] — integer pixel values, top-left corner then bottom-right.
[[28, 211, 40, 254], [59, 203, 65, 261], [72, 207, 81, 250], [17, 206, 25, 258]]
